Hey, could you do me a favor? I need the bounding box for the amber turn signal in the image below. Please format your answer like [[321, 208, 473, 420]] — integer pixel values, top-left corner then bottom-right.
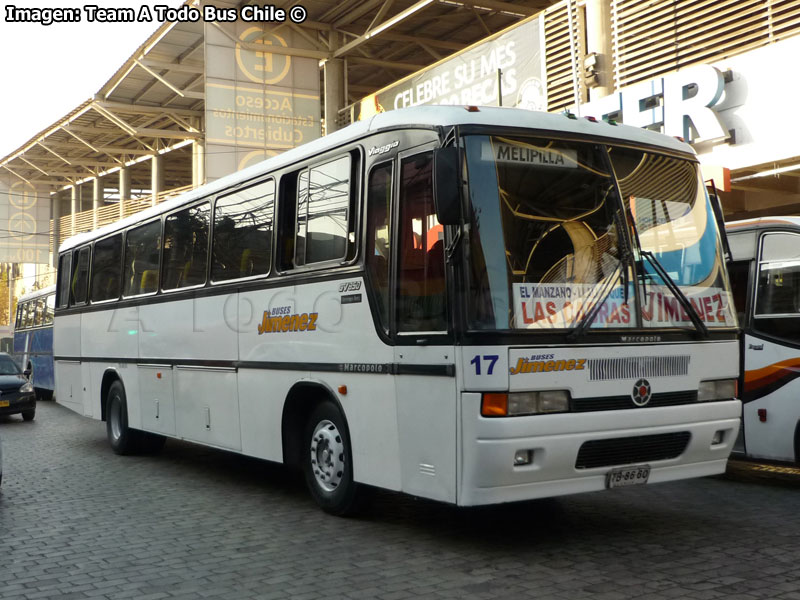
[[481, 393, 508, 417]]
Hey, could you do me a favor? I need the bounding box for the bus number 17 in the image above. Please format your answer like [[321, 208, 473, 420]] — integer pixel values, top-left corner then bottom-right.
[[470, 354, 499, 375]]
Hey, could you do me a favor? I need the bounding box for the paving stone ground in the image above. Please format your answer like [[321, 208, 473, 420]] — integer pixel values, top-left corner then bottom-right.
[[1, 401, 799, 600]]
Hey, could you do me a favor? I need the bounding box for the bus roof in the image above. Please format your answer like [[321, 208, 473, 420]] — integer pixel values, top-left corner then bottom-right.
[[18, 284, 56, 302], [59, 105, 695, 253], [726, 216, 800, 232]]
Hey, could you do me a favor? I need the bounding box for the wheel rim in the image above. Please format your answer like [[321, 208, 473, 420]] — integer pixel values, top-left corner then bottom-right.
[[310, 419, 345, 493], [109, 395, 122, 441]]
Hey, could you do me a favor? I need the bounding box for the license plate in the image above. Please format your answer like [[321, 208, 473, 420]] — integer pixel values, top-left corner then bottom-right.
[[0, 400, 8, 408], [606, 464, 650, 489]]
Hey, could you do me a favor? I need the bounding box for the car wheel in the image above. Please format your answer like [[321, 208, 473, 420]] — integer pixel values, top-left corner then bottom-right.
[[21, 407, 35, 421], [303, 401, 364, 516], [106, 381, 140, 455]]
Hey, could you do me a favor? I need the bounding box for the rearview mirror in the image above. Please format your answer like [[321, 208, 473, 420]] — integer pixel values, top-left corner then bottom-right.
[[433, 146, 461, 225]]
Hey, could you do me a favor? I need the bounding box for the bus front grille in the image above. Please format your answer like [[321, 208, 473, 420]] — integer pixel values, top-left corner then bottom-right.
[[575, 432, 692, 469], [588, 355, 690, 381], [571, 391, 698, 412]]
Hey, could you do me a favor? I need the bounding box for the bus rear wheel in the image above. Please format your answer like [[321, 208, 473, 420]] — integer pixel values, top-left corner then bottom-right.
[[106, 381, 166, 455], [303, 402, 364, 516], [106, 381, 140, 455]]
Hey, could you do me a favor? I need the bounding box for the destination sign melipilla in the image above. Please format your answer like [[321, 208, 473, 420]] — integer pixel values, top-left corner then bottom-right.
[[482, 141, 578, 168]]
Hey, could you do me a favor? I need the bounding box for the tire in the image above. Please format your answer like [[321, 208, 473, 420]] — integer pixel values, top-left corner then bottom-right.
[[21, 407, 35, 421], [106, 381, 140, 455], [303, 402, 364, 516]]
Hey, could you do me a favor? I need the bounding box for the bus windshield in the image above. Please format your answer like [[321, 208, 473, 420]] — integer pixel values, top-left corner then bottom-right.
[[463, 134, 736, 332]]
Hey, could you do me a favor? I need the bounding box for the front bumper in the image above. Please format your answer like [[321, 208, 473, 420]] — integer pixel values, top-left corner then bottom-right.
[[459, 394, 741, 506], [0, 392, 36, 416]]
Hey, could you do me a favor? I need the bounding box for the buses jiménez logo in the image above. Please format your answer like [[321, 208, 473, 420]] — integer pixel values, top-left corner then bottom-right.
[[257, 304, 318, 334]]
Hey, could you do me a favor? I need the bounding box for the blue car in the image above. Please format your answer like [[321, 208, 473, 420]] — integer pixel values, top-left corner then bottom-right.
[[0, 352, 36, 421]]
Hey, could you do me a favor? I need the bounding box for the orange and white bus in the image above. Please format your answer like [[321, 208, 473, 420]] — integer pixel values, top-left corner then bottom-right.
[[726, 217, 800, 463]]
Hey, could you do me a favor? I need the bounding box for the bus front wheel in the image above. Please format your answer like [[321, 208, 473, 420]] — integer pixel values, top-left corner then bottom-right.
[[303, 402, 364, 516]]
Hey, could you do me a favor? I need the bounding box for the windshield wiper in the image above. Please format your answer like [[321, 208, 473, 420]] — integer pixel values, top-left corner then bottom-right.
[[566, 260, 624, 342], [613, 208, 632, 304], [639, 250, 709, 338], [623, 205, 708, 338], [566, 209, 632, 342]]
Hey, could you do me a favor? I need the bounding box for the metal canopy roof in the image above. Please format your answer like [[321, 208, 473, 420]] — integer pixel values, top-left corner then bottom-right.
[[0, 0, 558, 195]]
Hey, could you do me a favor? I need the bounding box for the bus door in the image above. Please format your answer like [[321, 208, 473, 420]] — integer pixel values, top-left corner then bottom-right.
[[392, 149, 457, 502], [741, 231, 800, 462]]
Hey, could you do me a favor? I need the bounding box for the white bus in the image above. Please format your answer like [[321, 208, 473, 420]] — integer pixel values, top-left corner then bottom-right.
[[55, 106, 741, 514], [726, 217, 800, 464]]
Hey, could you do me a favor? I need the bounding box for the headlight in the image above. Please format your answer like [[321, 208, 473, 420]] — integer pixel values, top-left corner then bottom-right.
[[481, 390, 571, 417], [698, 379, 737, 402], [20, 381, 34, 394]]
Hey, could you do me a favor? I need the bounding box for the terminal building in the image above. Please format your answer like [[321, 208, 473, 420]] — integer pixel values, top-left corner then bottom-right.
[[0, 0, 798, 315]]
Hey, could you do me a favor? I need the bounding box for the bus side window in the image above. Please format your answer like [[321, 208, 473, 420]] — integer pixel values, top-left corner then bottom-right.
[[212, 180, 274, 282], [33, 298, 45, 327], [26, 301, 35, 328], [753, 232, 800, 341], [44, 294, 55, 325], [295, 155, 353, 267], [91, 234, 123, 302], [70, 246, 91, 306], [396, 152, 446, 333], [366, 163, 393, 331], [20, 301, 31, 329], [123, 221, 161, 296], [277, 172, 298, 271], [163, 202, 210, 290], [57, 253, 72, 308]]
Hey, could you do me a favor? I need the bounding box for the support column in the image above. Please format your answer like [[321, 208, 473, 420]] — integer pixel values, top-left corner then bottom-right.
[[585, 0, 614, 101], [151, 154, 163, 207], [192, 141, 205, 188], [92, 177, 103, 230], [51, 192, 61, 268], [70, 186, 78, 235], [324, 59, 345, 135], [119, 166, 130, 220]]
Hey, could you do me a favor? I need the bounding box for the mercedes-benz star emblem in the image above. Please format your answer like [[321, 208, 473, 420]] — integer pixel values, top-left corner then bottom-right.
[[632, 378, 652, 407]]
